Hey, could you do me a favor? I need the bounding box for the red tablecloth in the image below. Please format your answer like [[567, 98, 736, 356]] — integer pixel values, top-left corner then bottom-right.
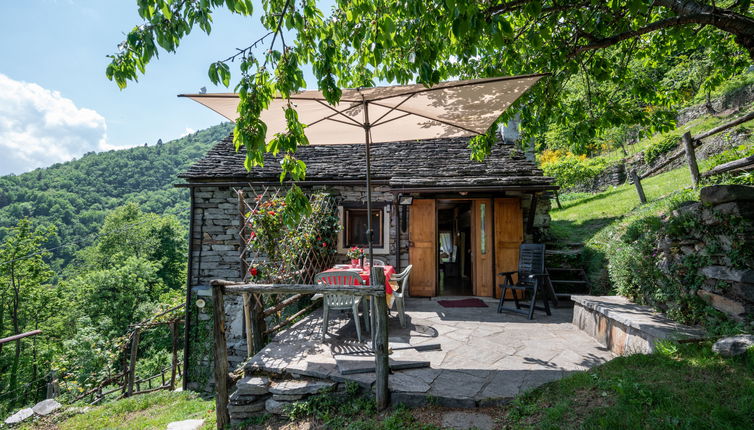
[[322, 264, 396, 294]]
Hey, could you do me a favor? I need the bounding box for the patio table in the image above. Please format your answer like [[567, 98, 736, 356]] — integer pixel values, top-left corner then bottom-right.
[[322, 264, 396, 308]]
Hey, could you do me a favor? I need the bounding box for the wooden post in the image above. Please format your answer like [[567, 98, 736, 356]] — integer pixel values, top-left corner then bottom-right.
[[249, 294, 265, 354], [630, 169, 647, 204], [126, 329, 140, 397], [238, 190, 255, 357], [169, 321, 178, 390], [212, 283, 230, 429], [682, 132, 700, 188], [553, 191, 562, 209], [372, 267, 390, 410], [242, 293, 254, 357]]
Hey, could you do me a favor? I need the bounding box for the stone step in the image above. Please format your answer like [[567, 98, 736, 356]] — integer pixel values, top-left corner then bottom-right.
[[269, 379, 336, 396], [571, 295, 705, 355]]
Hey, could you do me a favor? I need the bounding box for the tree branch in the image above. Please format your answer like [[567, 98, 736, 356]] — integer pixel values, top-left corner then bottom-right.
[[569, 14, 709, 58]]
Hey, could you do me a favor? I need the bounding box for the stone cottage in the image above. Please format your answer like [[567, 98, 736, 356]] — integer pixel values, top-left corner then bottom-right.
[[176, 133, 556, 391]]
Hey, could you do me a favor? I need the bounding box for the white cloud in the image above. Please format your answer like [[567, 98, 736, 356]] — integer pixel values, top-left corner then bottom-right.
[[180, 128, 196, 137], [0, 74, 109, 175]]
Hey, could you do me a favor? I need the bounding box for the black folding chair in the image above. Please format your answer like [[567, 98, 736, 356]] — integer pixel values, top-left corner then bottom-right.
[[497, 244, 552, 320]]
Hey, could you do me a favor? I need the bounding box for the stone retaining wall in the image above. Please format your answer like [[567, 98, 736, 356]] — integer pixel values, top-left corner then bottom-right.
[[228, 374, 344, 426], [666, 185, 754, 322]]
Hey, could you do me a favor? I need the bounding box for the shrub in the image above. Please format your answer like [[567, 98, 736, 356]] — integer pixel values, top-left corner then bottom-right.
[[603, 196, 753, 330], [705, 142, 754, 169], [538, 149, 608, 190], [643, 133, 680, 165]]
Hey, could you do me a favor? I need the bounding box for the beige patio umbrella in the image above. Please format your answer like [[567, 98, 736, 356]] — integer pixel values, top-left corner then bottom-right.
[[180, 74, 546, 274]]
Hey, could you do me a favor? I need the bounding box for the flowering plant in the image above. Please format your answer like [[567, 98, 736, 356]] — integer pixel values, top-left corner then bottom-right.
[[346, 246, 364, 259]]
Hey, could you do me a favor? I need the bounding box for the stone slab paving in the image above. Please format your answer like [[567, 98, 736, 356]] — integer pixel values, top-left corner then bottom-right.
[[442, 411, 495, 430], [245, 296, 614, 406]]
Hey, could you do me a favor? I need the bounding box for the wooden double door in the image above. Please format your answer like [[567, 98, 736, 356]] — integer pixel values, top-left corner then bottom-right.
[[408, 198, 523, 297]]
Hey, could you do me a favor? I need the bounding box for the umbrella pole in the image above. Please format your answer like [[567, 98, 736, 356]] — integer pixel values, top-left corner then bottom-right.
[[363, 102, 389, 410]]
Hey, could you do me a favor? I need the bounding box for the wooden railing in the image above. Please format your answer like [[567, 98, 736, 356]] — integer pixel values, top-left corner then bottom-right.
[[209, 268, 390, 430], [73, 305, 184, 405], [639, 110, 754, 181]]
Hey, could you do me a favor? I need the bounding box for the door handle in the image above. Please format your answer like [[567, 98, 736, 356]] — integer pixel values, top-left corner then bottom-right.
[[408, 241, 415, 247]]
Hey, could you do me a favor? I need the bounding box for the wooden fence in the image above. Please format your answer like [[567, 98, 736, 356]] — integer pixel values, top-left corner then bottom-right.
[[73, 305, 184, 405], [630, 110, 754, 201], [209, 268, 390, 430]]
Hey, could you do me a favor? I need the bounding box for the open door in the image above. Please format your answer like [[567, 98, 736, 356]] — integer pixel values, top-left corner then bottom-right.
[[409, 199, 436, 297], [494, 198, 523, 298], [472, 199, 494, 297]]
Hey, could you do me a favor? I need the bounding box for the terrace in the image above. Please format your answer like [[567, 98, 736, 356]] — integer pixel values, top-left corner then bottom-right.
[[242, 296, 613, 407]]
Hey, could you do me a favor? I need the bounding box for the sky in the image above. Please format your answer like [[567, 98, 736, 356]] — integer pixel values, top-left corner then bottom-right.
[[0, 0, 322, 175]]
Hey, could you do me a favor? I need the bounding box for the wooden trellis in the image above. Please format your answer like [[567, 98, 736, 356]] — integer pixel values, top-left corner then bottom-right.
[[234, 186, 340, 355]]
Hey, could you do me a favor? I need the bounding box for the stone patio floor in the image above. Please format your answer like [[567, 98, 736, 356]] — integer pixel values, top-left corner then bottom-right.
[[244, 296, 614, 407]]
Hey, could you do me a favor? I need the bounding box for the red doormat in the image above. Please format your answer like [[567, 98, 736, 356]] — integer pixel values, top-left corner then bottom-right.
[[437, 298, 489, 308]]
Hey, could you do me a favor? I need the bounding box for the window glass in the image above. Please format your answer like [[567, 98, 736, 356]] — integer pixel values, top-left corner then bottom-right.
[[345, 209, 383, 248], [480, 203, 486, 254]]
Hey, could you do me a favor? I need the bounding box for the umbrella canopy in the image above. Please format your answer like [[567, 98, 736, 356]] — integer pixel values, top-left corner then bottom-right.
[[180, 74, 546, 293], [179, 74, 546, 144]]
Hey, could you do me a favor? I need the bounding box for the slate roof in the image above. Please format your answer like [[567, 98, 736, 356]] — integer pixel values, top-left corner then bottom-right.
[[180, 134, 555, 189]]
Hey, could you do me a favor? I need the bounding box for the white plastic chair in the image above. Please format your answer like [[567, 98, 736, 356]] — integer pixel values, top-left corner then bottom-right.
[[390, 265, 412, 328], [314, 271, 366, 342], [367, 257, 387, 267]]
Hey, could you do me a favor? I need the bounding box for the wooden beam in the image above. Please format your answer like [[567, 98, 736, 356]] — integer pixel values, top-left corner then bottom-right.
[[250, 293, 265, 354], [682, 132, 700, 188], [127, 329, 140, 397], [212, 284, 230, 429], [0, 330, 41, 345], [210, 280, 385, 297], [242, 292, 254, 357], [262, 293, 305, 317], [702, 155, 754, 178], [372, 267, 390, 410], [262, 297, 322, 335], [169, 321, 178, 390], [630, 169, 647, 204], [693, 110, 754, 141], [526, 193, 538, 234]]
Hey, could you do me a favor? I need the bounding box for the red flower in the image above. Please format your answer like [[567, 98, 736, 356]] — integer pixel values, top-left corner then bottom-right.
[[268, 210, 276, 216], [322, 242, 327, 247], [249, 231, 256, 240], [249, 267, 258, 276]]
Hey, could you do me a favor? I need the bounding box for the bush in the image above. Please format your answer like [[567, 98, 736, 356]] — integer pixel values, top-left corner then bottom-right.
[[603, 195, 753, 330], [643, 133, 680, 165], [538, 149, 608, 190], [705, 142, 754, 168]]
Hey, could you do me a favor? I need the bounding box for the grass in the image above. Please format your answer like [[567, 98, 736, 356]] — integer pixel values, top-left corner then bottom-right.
[[22, 347, 752, 430], [692, 71, 754, 105], [595, 114, 730, 166], [551, 166, 695, 243], [25, 390, 216, 430], [498, 342, 754, 430]]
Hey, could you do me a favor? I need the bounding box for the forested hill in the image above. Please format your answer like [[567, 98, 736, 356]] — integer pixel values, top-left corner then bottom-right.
[[0, 122, 233, 268]]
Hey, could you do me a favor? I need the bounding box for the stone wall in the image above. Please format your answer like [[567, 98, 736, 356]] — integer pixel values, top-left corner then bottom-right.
[[677, 81, 754, 125], [569, 163, 627, 193], [657, 185, 754, 323]]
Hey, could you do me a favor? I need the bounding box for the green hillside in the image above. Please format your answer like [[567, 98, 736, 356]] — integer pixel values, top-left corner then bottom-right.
[[0, 122, 233, 268]]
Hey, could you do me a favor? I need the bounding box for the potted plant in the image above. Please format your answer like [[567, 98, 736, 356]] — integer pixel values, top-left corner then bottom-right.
[[346, 246, 365, 267]]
